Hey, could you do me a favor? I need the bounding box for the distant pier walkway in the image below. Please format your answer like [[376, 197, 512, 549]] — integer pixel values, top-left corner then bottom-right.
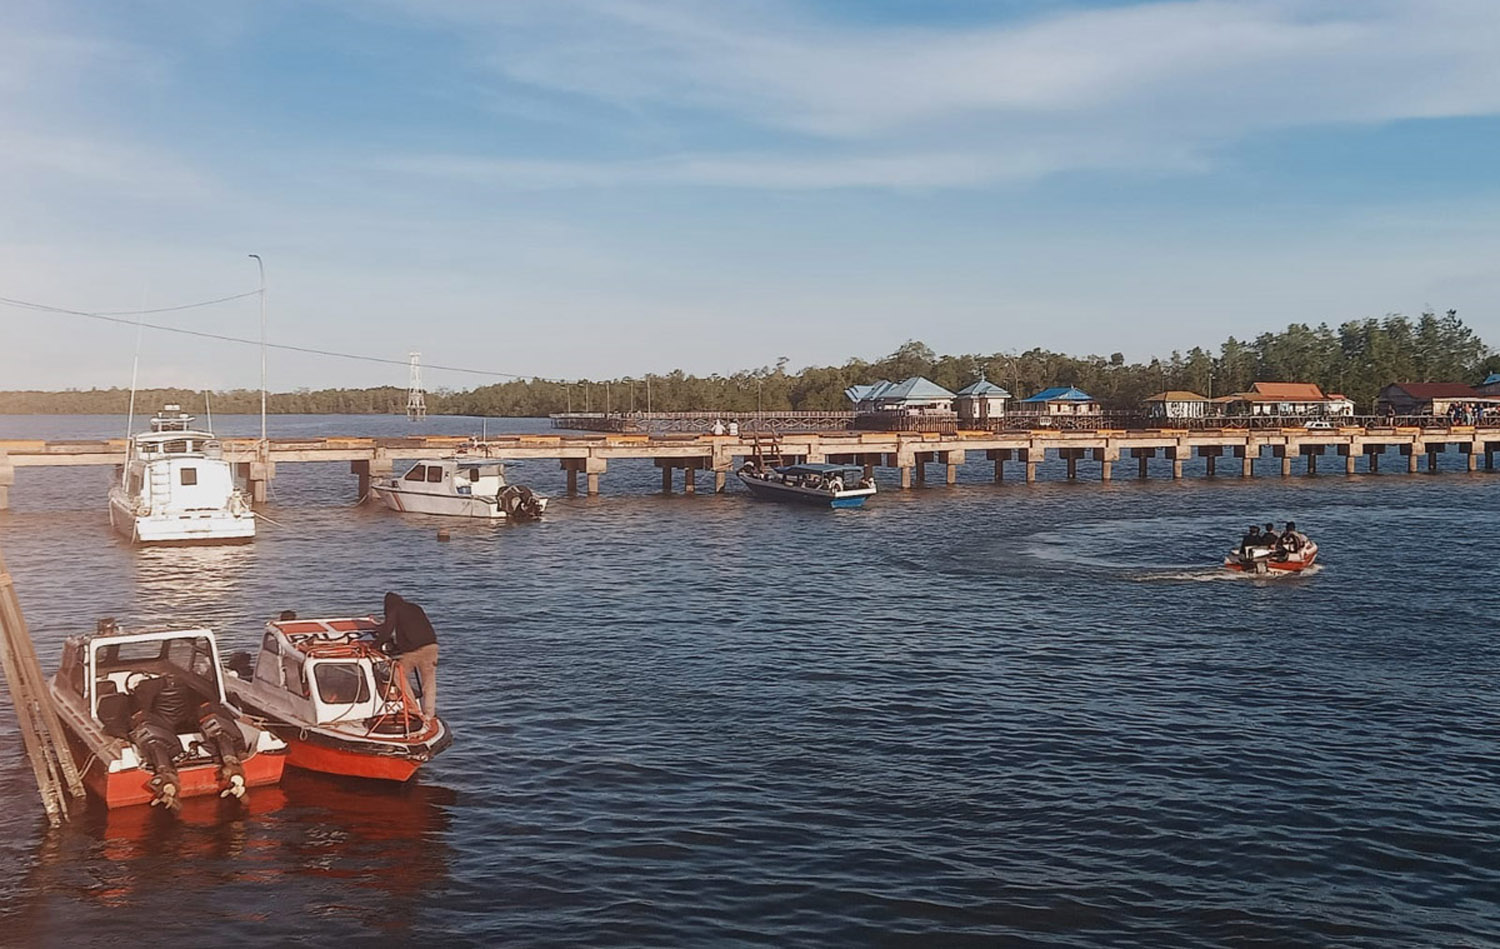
[[3, 424, 1500, 508]]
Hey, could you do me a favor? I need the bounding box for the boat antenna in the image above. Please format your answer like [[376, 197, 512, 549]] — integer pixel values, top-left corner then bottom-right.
[[122, 283, 148, 485], [248, 254, 266, 447], [204, 389, 214, 434]]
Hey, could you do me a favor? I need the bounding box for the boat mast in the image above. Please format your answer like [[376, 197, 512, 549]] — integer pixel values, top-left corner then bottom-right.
[[122, 285, 148, 486], [249, 254, 267, 447], [204, 389, 214, 435]]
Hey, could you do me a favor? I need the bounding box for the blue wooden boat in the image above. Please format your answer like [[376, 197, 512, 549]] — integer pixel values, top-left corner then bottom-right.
[[737, 463, 876, 508]]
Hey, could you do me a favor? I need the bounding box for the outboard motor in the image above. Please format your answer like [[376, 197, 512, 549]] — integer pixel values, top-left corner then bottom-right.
[[129, 712, 185, 811], [195, 702, 250, 800]]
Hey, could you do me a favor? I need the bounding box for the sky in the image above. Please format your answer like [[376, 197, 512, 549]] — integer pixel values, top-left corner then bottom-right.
[[3, 0, 1500, 392]]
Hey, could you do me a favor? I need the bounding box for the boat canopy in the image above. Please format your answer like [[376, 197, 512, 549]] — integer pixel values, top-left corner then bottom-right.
[[775, 463, 866, 477], [455, 459, 520, 468]]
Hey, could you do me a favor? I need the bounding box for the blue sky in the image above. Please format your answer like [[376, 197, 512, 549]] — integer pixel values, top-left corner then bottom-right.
[[3, 0, 1500, 391]]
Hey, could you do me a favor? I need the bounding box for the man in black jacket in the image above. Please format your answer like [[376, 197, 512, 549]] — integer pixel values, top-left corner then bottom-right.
[[374, 592, 440, 717]]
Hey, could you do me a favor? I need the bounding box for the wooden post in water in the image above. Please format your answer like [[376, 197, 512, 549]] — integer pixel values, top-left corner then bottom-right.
[[0, 545, 86, 825]]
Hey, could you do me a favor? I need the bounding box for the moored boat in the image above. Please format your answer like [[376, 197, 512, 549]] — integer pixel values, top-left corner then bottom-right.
[[370, 458, 547, 520], [738, 462, 876, 508], [108, 405, 255, 545], [224, 615, 452, 782], [48, 620, 287, 810]]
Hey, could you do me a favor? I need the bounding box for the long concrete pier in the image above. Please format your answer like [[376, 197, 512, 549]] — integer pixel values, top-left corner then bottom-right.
[[2, 425, 1499, 508]]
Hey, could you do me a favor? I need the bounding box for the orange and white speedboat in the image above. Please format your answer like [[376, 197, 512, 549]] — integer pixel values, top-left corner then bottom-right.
[[224, 615, 452, 782], [48, 621, 287, 810], [1224, 537, 1319, 574]]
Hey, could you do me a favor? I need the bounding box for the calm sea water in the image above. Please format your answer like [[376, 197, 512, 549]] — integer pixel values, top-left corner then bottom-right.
[[2, 415, 1498, 947]]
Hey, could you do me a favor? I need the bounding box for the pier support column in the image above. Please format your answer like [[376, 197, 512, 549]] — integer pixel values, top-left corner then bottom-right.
[[1280, 454, 1292, 477], [582, 456, 607, 495], [1066, 456, 1077, 479], [1204, 455, 1216, 477], [941, 449, 965, 485], [1345, 453, 1357, 475], [0, 451, 14, 510], [1486, 450, 1494, 471], [900, 466, 913, 489], [684, 466, 697, 494], [1197, 446, 1222, 477], [1234, 446, 1254, 477], [1463, 445, 1478, 472], [1024, 449, 1039, 483], [1093, 448, 1115, 483], [715, 470, 727, 493], [993, 459, 1004, 481], [915, 462, 926, 484], [1370, 452, 1380, 473], [987, 448, 1010, 483], [1138, 456, 1148, 478], [1306, 454, 1317, 475], [1427, 449, 1439, 472], [566, 467, 579, 495], [661, 464, 674, 493], [248, 460, 274, 506]]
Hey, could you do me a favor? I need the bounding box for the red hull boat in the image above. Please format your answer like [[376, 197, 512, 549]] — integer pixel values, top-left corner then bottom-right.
[[225, 616, 451, 783], [50, 622, 288, 810]]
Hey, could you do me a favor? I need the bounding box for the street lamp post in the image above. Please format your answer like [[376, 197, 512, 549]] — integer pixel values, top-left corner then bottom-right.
[[248, 255, 266, 445]]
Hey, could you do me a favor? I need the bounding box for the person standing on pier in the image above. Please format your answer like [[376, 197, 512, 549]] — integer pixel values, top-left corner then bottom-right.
[[375, 592, 440, 718]]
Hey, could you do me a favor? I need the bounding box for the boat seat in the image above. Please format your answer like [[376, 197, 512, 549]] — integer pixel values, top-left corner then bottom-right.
[[96, 690, 133, 739]]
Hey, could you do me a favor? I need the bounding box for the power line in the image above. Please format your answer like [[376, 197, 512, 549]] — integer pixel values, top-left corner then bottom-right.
[[0, 292, 552, 380]]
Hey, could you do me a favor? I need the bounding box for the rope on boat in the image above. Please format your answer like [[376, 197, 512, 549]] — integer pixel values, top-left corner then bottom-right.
[[252, 509, 287, 529]]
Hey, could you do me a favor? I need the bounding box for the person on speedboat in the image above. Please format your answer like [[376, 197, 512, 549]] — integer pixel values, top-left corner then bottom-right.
[[1261, 522, 1280, 547], [1277, 521, 1304, 554], [1237, 525, 1262, 554]]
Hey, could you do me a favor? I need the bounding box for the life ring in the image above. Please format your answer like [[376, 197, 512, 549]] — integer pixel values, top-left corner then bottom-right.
[[827, 477, 843, 492]]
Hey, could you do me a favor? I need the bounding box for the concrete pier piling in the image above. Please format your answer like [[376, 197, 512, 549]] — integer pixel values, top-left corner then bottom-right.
[[3, 425, 1499, 508]]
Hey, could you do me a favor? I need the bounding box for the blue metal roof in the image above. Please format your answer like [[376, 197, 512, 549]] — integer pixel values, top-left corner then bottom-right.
[[1485, 372, 1500, 386], [956, 378, 1011, 398], [1023, 386, 1095, 403], [882, 376, 955, 400]]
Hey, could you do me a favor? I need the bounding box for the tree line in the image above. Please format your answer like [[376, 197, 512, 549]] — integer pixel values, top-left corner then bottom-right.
[[4, 312, 1495, 416]]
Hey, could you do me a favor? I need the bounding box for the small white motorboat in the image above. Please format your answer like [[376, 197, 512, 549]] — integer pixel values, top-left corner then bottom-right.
[[108, 405, 255, 545], [370, 458, 547, 520]]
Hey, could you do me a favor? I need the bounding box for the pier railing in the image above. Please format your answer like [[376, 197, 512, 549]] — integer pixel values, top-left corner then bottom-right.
[[551, 411, 855, 434]]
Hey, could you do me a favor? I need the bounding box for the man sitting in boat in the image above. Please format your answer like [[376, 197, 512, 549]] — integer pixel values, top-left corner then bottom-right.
[[1277, 521, 1304, 553], [375, 592, 440, 718], [1261, 522, 1280, 547], [1237, 525, 1261, 553]]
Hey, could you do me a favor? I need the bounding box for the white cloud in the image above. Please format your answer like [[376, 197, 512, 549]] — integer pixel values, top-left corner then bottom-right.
[[370, 0, 1500, 188]]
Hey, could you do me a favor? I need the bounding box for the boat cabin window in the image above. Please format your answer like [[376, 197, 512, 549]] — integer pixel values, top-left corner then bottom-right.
[[180, 467, 198, 486], [313, 662, 371, 705], [404, 465, 427, 482], [282, 653, 309, 697], [426, 466, 445, 483], [163, 439, 190, 453]]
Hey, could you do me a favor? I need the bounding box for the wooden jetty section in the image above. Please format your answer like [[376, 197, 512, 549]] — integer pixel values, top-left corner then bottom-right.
[[0, 544, 86, 824], [3, 424, 1500, 506]]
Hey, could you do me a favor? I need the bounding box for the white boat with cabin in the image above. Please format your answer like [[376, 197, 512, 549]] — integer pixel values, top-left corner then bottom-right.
[[370, 458, 548, 520], [108, 405, 255, 545]]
